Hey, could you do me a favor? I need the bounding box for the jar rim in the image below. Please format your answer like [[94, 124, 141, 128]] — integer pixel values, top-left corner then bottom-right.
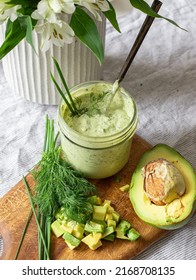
[[57, 81, 138, 147]]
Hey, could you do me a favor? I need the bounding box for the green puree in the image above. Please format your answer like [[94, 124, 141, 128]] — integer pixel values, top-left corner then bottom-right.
[[62, 83, 135, 137]]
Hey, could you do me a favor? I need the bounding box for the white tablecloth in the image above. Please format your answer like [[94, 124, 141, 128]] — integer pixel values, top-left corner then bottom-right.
[[0, 0, 195, 259]]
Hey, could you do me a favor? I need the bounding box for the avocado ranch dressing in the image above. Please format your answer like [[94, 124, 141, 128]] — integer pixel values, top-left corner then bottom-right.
[[62, 83, 134, 137], [57, 81, 138, 179]]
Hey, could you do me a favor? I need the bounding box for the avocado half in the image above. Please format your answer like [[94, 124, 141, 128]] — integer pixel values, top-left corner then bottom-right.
[[129, 144, 196, 230]]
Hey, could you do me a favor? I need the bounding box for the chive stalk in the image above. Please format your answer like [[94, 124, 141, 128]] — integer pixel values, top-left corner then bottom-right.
[[51, 57, 79, 116], [14, 209, 32, 260], [22, 176, 50, 260]]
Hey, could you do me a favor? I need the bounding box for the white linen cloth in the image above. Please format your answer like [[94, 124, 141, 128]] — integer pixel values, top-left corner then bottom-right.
[[0, 0, 195, 259]]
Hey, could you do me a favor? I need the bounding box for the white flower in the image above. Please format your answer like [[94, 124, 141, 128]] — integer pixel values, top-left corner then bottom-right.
[[49, 0, 75, 14], [74, 0, 110, 21], [32, 0, 75, 23], [35, 20, 75, 52], [31, 0, 57, 23], [0, 4, 21, 24]]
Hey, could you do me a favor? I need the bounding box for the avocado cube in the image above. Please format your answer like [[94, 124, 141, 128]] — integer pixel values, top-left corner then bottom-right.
[[102, 226, 115, 238], [82, 233, 102, 250], [112, 211, 120, 222], [61, 223, 73, 234], [103, 233, 115, 242], [92, 219, 107, 227], [127, 228, 141, 241], [107, 206, 115, 214], [88, 195, 102, 205], [115, 220, 131, 235], [67, 220, 77, 229], [63, 232, 81, 249], [107, 219, 116, 228], [105, 213, 113, 221], [72, 224, 84, 239], [65, 241, 79, 250], [119, 184, 130, 192], [55, 212, 64, 220], [84, 221, 105, 233], [92, 232, 102, 241], [51, 220, 65, 237], [102, 200, 111, 206], [116, 233, 129, 240], [89, 240, 102, 250], [93, 205, 107, 221]]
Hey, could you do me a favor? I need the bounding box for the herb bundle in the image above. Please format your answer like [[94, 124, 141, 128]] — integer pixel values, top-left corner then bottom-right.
[[33, 116, 97, 223], [20, 115, 97, 260]]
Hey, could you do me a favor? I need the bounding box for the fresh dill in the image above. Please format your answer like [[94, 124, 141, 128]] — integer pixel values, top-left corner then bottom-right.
[[74, 91, 109, 117], [18, 115, 97, 260], [33, 115, 97, 223]]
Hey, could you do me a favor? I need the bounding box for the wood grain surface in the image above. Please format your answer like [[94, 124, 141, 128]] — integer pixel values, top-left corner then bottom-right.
[[0, 135, 167, 260]]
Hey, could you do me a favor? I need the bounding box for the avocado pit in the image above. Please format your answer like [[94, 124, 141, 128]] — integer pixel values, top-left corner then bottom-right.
[[143, 159, 186, 206]]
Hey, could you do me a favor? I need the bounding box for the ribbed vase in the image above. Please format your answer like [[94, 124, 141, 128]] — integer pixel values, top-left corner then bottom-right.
[[0, 19, 106, 105]]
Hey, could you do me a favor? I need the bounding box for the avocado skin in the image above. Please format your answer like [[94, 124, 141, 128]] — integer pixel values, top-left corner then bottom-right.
[[129, 144, 196, 230]]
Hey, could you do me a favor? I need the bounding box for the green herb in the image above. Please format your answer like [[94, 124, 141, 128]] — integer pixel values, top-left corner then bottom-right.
[[22, 176, 50, 260], [14, 209, 32, 260], [81, 91, 109, 117], [51, 57, 109, 118], [31, 115, 97, 259], [50, 57, 79, 116], [33, 116, 97, 222]]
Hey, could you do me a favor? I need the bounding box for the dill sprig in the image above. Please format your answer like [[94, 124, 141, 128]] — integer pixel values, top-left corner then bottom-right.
[[33, 115, 97, 223]]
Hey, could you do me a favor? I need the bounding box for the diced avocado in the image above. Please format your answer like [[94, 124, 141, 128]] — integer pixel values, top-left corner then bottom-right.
[[120, 184, 130, 192], [112, 211, 120, 222], [90, 240, 102, 250], [107, 219, 116, 228], [103, 233, 115, 241], [107, 206, 115, 214], [63, 232, 81, 249], [84, 221, 105, 233], [92, 232, 102, 241], [102, 226, 115, 238], [82, 233, 102, 250], [55, 212, 64, 220], [102, 200, 111, 206], [101, 200, 111, 211], [88, 195, 102, 205], [115, 220, 131, 235], [105, 213, 113, 221], [61, 223, 73, 234], [116, 222, 130, 238], [72, 224, 85, 239], [116, 233, 129, 240], [127, 228, 141, 241], [67, 220, 77, 229], [51, 220, 65, 237], [92, 219, 107, 227], [93, 205, 107, 221], [65, 241, 79, 250]]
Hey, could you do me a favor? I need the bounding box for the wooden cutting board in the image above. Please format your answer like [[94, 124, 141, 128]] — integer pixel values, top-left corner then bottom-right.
[[0, 135, 167, 260]]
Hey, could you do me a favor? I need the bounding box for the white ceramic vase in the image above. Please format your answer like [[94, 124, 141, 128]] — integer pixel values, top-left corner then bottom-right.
[[0, 19, 106, 105]]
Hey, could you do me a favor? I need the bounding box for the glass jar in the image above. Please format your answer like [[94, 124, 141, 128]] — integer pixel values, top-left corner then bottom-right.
[[57, 81, 138, 179]]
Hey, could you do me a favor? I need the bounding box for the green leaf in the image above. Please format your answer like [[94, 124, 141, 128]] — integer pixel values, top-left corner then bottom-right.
[[129, 0, 186, 31], [70, 7, 104, 64], [103, 1, 121, 33], [8, 0, 39, 7], [18, 15, 37, 52], [0, 19, 26, 60]]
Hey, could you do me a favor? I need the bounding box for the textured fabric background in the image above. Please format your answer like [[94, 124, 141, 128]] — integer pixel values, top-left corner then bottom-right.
[[0, 0, 195, 259]]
